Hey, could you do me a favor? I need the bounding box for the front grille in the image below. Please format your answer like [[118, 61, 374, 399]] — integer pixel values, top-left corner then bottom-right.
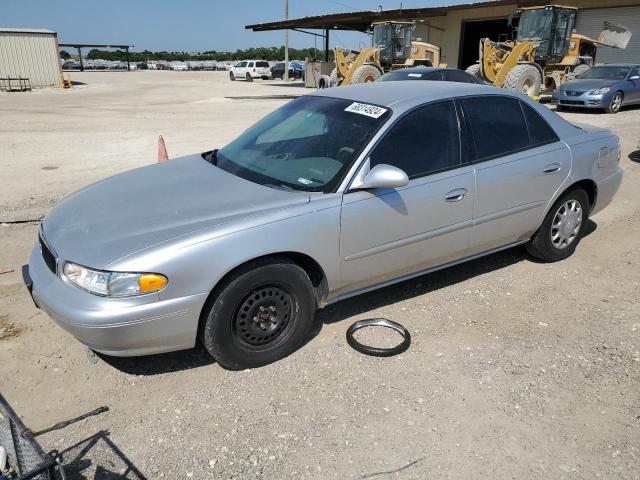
[[560, 99, 584, 106], [39, 235, 57, 273], [565, 91, 585, 97]]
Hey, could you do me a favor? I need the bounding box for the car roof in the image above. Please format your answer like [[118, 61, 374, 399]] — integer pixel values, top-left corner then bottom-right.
[[310, 81, 580, 139], [312, 81, 496, 110]]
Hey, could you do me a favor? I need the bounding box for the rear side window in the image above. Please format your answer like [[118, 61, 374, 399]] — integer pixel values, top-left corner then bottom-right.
[[520, 102, 559, 146], [256, 61, 269, 68], [462, 96, 529, 161], [370, 100, 461, 178]]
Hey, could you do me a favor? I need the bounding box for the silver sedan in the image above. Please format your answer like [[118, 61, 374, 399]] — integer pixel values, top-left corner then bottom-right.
[[25, 81, 623, 369]]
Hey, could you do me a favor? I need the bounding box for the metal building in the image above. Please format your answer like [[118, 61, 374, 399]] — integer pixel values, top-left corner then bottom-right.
[[246, 0, 640, 69], [0, 28, 63, 88]]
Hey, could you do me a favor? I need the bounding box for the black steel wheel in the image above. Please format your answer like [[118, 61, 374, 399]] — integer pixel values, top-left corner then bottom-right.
[[200, 258, 316, 370], [234, 285, 293, 347]]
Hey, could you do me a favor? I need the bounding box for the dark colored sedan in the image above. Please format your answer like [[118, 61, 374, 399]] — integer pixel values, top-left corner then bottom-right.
[[376, 67, 486, 84], [271, 61, 304, 80], [552, 64, 640, 113]]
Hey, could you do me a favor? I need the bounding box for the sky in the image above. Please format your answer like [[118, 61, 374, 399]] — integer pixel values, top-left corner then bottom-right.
[[0, 0, 471, 52]]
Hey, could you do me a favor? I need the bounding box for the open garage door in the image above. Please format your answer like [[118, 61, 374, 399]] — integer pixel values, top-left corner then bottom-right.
[[576, 6, 640, 64], [459, 18, 514, 69]]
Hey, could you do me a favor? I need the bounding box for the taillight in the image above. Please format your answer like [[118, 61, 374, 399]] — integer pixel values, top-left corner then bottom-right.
[[253, 68, 256, 72]]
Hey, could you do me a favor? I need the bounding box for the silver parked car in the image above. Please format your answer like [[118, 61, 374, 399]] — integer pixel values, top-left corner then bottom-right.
[[25, 82, 623, 369]]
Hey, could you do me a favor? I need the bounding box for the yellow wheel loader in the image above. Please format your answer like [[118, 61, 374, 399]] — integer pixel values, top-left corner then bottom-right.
[[327, 21, 442, 87], [465, 5, 631, 97]]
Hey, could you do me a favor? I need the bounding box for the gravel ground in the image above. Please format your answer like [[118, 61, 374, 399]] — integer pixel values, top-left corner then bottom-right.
[[1, 71, 639, 479]]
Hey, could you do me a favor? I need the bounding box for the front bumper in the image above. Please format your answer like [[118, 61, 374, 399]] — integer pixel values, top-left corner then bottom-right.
[[552, 90, 609, 109], [26, 243, 209, 357]]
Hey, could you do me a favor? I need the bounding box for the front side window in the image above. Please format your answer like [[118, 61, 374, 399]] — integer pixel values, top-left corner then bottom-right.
[[517, 9, 553, 42], [370, 100, 461, 178], [216, 96, 390, 192], [462, 96, 529, 161]]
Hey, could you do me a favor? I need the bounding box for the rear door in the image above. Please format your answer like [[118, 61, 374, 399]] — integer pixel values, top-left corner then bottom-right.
[[461, 96, 571, 253], [339, 100, 475, 293]]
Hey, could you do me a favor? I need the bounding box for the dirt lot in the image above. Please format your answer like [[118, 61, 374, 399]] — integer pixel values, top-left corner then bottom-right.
[[1, 71, 639, 479]]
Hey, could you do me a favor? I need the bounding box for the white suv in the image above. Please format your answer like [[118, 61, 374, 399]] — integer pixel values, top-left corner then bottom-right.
[[230, 60, 272, 82]]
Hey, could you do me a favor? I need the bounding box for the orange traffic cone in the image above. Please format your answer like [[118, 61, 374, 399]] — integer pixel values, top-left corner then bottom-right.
[[157, 135, 169, 162]]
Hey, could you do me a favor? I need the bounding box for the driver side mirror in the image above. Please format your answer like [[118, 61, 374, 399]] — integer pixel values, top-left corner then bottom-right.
[[351, 163, 409, 190]]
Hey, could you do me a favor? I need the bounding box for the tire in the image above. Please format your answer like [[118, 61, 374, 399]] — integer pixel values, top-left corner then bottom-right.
[[229, 72, 235, 81], [567, 63, 590, 81], [525, 188, 590, 262], [329, 68, 339, 87], [503, 63, 542, 97], [246, 73, 253, 82], [199, 258, 316, 370], [605, 91, 623, 113], [351, 64, 382, 84], [465, 63, 482, 78]]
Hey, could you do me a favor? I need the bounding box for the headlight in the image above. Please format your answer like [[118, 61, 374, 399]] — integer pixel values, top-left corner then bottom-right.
[[63, 262, 167, 297], [588, 87, 611, 95]]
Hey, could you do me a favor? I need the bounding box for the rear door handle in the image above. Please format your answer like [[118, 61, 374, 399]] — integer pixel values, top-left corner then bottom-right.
[[543, 163, 562, 174], [444, 188, 468, 202]]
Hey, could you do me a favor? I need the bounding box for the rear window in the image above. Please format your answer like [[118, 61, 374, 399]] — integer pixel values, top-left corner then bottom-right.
[[521, 102, 559, 146], [256, 61, 269, 68], [377, 69, 440, 82]]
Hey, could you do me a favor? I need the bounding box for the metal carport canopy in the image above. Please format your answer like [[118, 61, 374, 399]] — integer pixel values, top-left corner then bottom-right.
[[245, 0, 539, 61]]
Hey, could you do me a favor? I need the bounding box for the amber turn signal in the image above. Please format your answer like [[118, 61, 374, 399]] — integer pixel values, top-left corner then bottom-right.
[[138, 274, 168, 293]]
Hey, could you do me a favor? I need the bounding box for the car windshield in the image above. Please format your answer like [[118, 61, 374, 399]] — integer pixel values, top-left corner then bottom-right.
[[215, 96, 391, 192], [578, 66, 631, 80], [377, 69, 436, 81], [517, 9, 553, 41]]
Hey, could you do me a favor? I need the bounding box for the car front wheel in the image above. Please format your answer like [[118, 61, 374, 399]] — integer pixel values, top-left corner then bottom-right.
[[526, 188, 589, 262], [605, 92, 623, 113], [200, 258, 316, 370]]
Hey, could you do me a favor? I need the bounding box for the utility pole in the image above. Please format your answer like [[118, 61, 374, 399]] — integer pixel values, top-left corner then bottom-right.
[[284, 0, 289, 81]]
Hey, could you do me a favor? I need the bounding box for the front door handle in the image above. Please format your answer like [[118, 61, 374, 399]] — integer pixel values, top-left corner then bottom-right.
[[444, 188, 468, 202], [543, 163, 562, 174]]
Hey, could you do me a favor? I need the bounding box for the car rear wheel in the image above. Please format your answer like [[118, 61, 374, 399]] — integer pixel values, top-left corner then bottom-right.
[[200, 258, 316, 370], [525, 188, 589, 262], [605, 92, 623, 113], [246, 73, 253, 82]]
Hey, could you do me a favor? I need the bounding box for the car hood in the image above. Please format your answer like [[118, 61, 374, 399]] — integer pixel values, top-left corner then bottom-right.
[[42, 154, 310, 269], [559, 79, 619, 91]]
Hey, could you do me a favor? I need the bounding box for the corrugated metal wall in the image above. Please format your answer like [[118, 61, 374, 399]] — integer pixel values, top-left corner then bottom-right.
[[0, 31, 62, 88], [576, 6, 640, 64]]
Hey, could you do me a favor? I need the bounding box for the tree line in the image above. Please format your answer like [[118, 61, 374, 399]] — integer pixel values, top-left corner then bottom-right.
[[75, 46, 334, 62]]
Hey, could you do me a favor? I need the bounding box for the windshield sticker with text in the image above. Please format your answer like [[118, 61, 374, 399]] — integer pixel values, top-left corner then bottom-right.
[[407, 73, 423, 78], [344, 102, 388, 119]]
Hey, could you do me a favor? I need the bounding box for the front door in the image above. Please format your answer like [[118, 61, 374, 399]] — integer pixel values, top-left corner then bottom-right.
[[339, 100, 475, 294], [626, 67, 640, 102]]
